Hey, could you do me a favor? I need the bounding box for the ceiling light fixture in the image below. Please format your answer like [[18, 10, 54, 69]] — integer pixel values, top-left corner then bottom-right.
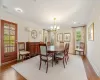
[[15, 8, 23, 13], [50, 18, 60, 31], [74, 22, 76, 24]]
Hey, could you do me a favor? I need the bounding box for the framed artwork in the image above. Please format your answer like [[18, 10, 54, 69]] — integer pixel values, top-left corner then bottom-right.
[[57, 33, 63, 42], [31, 30, 37, 39], [63, 33, 71, 42], [88, 23, 94, 41]]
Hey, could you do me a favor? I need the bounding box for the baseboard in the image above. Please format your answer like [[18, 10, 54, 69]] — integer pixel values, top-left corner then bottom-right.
[[87, 55, 100, 76], [1, 59, 17, 66]]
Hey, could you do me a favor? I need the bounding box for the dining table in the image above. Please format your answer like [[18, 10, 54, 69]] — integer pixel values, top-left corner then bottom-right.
[[47, 45, 65, 63], [47, 45, 65, 53]]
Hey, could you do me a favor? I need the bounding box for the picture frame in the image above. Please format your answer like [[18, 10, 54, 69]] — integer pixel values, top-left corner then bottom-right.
[[31, 30, 37, 39], [57, 33, 63, 42], [88, 23, 94, 41], [63, 33, 71, 42]]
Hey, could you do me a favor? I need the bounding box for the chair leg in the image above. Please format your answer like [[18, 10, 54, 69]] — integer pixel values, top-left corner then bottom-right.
[[22, 55, 24, 61], [75, 50, 76, 55], [29, 54, 31, 59], [83, 51, 84, 55], [46, 61, 48, 73], [67, 56, 69, 61], [39, 59, 42, 70], [63, 58, 65, 68], [65, 57, 67, 65], [52, 57, 53, 67], [19, 54, 20, 60]]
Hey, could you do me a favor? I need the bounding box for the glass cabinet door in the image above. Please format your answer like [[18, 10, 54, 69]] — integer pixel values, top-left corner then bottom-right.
[[4, 23, 16, 53], [1, 20, 17, 63]]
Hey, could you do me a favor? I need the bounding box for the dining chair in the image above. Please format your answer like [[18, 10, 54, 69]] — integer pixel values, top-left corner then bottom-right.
[[47, 42, 51, 46], [39, 44, 53, 73], [18, 42, 30, 61], [55, 43, 69, 68], [60, 41, 64, 47], [64, 43, 69, 64], [75, 42, 85, 55]]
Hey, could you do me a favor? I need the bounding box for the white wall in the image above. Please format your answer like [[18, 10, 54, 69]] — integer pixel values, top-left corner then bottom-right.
[[87, 1, 100, 76]]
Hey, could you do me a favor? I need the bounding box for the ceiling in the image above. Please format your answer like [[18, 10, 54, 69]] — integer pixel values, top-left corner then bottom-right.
[[1, 0, 95, 28]]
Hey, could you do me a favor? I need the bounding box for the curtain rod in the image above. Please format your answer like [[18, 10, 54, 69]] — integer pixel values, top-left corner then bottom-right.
[[72, 25, 86, 28]]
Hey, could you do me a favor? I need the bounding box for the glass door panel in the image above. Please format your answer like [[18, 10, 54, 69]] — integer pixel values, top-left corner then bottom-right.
[[4, 23, 9, 29], [3, 23, 16, 54], [1, 20, 17, 63], [10, 30, 15, 35], [4, 29, 9, 35], [10, 24, 15, 30]]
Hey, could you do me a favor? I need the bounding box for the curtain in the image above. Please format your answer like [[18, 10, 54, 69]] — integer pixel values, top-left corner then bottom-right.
[[81, 26, 87, 54], [70, 28, 76, 54]]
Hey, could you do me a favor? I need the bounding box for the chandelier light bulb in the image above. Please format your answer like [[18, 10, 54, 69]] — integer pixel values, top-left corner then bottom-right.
[[50, 26, 53, 30], [54, 25, 57, 29], [57, 26, 60, 30], [50, 18, 60, 31]]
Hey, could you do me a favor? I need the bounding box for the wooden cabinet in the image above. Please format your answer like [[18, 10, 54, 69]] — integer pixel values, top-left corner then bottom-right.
[[26, 42, 44, 56], [0, 20, 17, 63]]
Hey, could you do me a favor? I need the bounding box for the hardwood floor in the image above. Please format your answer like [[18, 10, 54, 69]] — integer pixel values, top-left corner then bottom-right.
[[0, 56, 99, 80], [0, 61, 26, 80], [82, 56, 99, 80]]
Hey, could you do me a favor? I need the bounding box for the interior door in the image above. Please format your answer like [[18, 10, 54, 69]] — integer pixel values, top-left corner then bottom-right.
[[1, 20, 17, 63]]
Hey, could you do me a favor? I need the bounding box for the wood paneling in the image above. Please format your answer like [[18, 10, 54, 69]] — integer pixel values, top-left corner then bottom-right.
[[26, 42, 44, 56]]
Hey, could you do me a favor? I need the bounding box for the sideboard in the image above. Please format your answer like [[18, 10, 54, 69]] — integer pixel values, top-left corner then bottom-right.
[[26, 42, 44, 56]]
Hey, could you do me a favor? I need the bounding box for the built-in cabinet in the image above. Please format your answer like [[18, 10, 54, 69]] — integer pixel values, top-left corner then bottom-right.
[[0, 20, 17, 64]]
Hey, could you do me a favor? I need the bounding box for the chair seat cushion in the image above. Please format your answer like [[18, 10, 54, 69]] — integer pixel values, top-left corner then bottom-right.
[[41, 56, 52, 61], [20, 51, 30, 55], [75, 48, 84, 51], [55, 53, 64, 58]]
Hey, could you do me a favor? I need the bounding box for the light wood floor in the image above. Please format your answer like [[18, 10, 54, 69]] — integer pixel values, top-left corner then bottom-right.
[[0, 56, 99, 80]]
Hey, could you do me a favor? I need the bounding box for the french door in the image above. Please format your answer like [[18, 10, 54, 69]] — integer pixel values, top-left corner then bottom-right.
[[1, 20, 17, 63]]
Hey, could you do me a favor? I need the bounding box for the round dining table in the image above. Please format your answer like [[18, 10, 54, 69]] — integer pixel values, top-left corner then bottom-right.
[[47, 45, 65, 53], [47, 45, 65, 63]]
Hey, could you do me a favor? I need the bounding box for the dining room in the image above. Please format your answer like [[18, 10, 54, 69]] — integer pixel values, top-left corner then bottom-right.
[[0, 0, 100, 80]]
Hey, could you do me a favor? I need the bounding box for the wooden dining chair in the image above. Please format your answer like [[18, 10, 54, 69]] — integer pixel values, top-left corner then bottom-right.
[[64, 43, 69, 64], [18, 42, 30, 61], [55, 43, 69, 68], [47, 42, 51, 46], [60, 41, 64, 47], [75, 42, 85, 55], [39, 44, 53, 73]]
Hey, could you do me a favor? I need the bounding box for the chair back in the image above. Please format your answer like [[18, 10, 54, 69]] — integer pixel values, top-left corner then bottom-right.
[[39, 44, 47, 55], [47, 42, 51, 46], [64, 43, 69, 55], [18, 42, 25, 51], [60, 41, 64, 47], [80, 42, 85, 50]]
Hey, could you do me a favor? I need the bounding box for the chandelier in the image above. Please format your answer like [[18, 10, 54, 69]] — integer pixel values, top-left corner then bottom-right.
[[50, 18, 60, 31]]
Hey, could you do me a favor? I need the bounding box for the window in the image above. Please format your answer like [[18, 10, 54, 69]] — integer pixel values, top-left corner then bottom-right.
[[76, 31, 81, 41]]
